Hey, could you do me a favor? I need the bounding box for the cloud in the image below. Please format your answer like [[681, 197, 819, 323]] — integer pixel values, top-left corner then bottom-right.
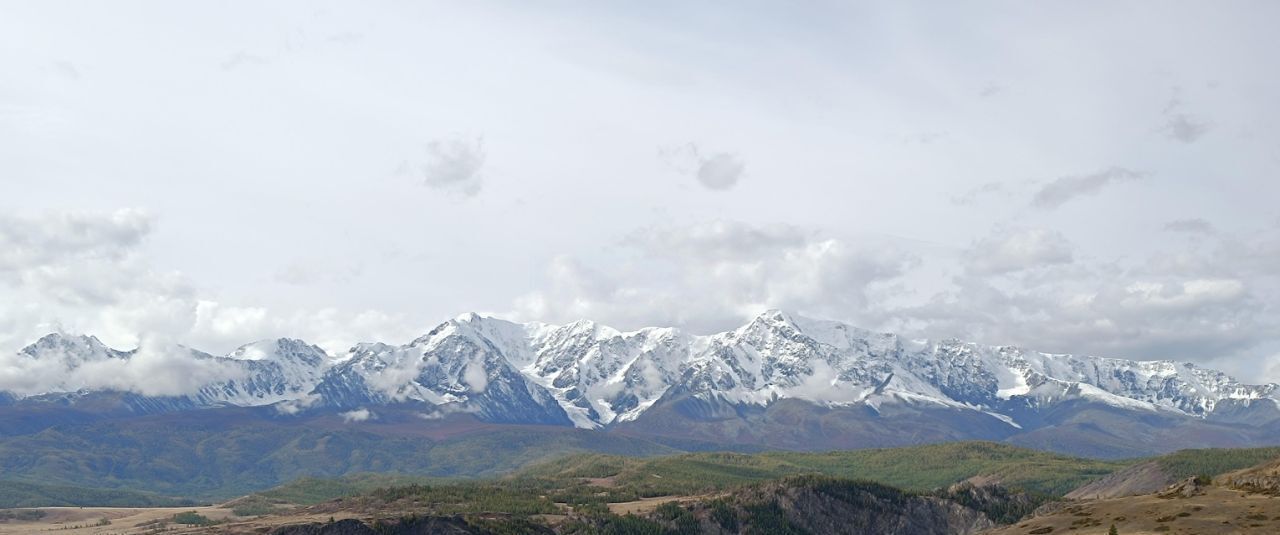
[[340, 408, 374, 422], [513, 221, 916, 333], [0, 209, 199, 350], [0, 208, 152, 278], [964, 228, 1074, 275], [661, 143, 745, 191], [1162, 114, 1211, 143], [417, 136, 486, 196], [951, 182, 1007, 206], [0, 209, 419, 360], [696, 152, 746, 190], [891, 223, 1280, 370], [220, 51, 268, 71], [463, 361, 489, 393], [1031, 167, 1143, 209], [0, 335, 247, 397], [1267, 354, 1280, 384], [275, 394, 321, 415], [52, 60, 79, 80], [273, 261, 363, 286], [1164, 218, 1215, 234], [1159, 94, 1211, 143], [978, 83, 1003, 98]]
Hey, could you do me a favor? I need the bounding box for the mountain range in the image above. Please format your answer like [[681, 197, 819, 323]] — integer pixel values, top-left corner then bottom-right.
[[3, 310, 1280, 460]]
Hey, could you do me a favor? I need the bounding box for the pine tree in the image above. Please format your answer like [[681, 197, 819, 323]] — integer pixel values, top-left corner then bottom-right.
[[1109, 523, 1119, 535]]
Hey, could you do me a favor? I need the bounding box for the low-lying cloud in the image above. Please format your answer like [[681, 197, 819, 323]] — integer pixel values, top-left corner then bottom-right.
[[340, 408, 374, 422], [0, 336, 247, 397]]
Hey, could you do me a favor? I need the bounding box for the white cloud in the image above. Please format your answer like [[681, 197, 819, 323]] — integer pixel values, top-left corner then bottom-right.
[[964, 228, 1074, 275], [275, 394, 321, 415], [1266, 354, 1280, 384], [0, 210, 420, 362], [463, 361, 489, 392], [1119, 279, 1246, 312], [513, 221, 916, 333], [893, 224, 1278, 369], [0, 335, 247, 397], [0, 208, 151, 280], [340, 408, 374, 422]]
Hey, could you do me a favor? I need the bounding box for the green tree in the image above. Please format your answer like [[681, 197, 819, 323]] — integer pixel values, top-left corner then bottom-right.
[[1109, 523, 1119, 535]]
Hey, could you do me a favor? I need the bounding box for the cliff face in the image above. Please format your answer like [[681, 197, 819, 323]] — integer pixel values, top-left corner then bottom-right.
[[663, 476, 1000, 535]]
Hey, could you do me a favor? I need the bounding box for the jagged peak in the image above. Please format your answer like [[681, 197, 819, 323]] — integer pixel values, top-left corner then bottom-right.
[[226, 338, 328, 362], [754, 308, 797, 325], [452, 311, 485, 323], [20, 332, 120, 359], [734, 309, 802, 337]]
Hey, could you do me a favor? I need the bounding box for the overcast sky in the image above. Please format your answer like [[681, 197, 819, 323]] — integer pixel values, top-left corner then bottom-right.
[[3, 1, 1279, 380]]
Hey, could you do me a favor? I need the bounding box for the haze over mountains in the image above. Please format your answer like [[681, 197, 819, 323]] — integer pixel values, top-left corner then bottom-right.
[[5, 310, 1279, 459]]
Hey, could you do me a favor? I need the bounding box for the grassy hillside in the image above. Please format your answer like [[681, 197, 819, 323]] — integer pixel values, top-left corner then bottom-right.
[[0, 419, 678, 499], [1152, 446, 1280, 480], [514, 441, 1124, 497], [255, 473, 446, 504], [0, 479, 195, 508]]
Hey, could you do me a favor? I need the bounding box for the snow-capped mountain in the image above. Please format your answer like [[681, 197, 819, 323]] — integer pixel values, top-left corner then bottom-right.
[[2, 333, 329, 410], [198, 338, 330, 405], [4, 311, 1277, 433], [311, 317, 569, 424]]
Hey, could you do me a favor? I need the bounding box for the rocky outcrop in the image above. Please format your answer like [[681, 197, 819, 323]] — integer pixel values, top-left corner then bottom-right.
[[1156, 476, 1208, 498], [1216, 457, 1280, 495]]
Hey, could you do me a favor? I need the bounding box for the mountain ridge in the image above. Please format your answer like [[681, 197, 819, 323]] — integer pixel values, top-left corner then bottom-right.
[[4, 310, 1279, 455]]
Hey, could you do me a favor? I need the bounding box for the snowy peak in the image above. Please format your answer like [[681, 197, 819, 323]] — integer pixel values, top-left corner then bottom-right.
[[226, 338, 327, 366], [3, 312, 1277, 431], [20, 333, 128, 363], [311, 316, 570, 424]]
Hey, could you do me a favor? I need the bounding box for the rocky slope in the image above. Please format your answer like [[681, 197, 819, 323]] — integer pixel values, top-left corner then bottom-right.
[[1217, 457, 1280, 494], [1063, 461, 1175, 500]]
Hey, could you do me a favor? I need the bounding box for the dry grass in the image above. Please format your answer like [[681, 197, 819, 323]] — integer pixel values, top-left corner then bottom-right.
[[982, 487, 1280, 535]]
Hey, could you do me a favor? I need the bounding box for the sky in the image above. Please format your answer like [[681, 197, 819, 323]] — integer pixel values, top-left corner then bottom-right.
[[2, 1, 1279, 381]]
